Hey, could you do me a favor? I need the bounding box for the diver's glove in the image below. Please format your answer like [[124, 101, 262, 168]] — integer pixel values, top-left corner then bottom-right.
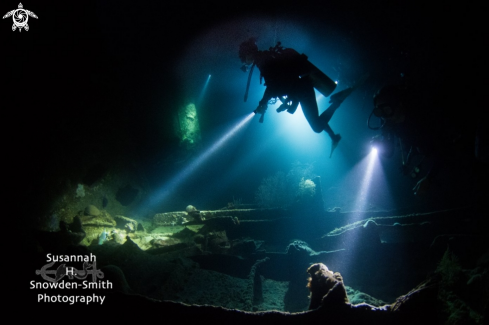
[[276, 102, 298, 114], [254, 103, 267, 123], [276, 97, 299, 114], [254, 103, 267, 115], [276, 103, 288, 113]]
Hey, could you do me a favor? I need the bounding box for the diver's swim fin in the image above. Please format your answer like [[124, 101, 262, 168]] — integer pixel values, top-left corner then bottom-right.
[[330, 134, 342, 158], [329, 87, 354, 105], [328, 72, 370, 105]]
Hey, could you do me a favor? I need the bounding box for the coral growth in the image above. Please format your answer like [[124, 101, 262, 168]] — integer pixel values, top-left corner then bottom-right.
[[306, 263, 349, 310], [297, 177, 316, 200], [255, 162, 317, 208], [176, 103, 201, 150], [436, 248, 486, 324], [255, 171, 288, 208], [436, 248, 461, 287]]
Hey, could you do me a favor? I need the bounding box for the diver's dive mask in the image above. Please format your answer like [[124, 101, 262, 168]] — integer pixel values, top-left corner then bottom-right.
[[369, 84, 406, 130], [368, 101, 400, 130]]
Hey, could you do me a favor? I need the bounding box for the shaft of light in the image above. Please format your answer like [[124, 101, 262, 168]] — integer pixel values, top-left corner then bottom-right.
[[147, 112, 254, 208]]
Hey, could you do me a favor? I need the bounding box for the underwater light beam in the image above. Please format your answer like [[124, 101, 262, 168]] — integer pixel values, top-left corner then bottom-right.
[[197, 74, 212, 105], [337, 149, 380, 275], [351, 149, 379, 219], [147, 112, 254, 208]]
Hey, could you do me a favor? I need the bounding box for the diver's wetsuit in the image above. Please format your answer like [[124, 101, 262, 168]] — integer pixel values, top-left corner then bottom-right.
[[254, 48, 339, 140]]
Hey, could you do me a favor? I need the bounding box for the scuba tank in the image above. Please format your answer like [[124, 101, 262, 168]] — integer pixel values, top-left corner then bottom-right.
[[294, 51, 337, 97], [244, 43, 337, 102], [270, 46, 337, 97]]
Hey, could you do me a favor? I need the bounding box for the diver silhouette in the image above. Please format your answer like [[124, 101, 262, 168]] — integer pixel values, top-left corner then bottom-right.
[[239, 38, 367, 157], [369, 85, 471, 195]]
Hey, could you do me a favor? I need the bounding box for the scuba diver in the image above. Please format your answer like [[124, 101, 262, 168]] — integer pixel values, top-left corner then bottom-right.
[[368, 85, 452, 195], [239, 38, 367, 158]]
